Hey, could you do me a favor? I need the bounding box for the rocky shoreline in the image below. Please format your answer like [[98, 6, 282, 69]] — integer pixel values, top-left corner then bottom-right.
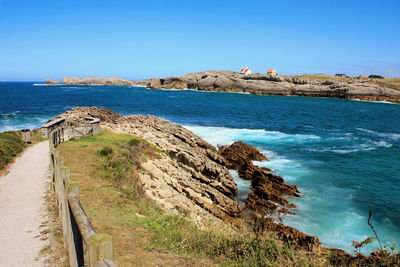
[[47, 107, 399, 265], [147, 70, 400, 103], [45, 71, 400, 103]]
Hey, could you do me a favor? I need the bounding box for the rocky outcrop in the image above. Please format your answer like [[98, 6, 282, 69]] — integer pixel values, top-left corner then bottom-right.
[[45, 78, 61, 85], [147, 71, 400, 103], [52, 107, 242, 224], [62, 77, 141, 86], [219, 141, 299, 214], [260, 217, 320, 251], [218, 141, 267, 169]]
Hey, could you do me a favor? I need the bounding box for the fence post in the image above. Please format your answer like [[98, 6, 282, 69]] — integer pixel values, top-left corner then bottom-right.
[[67, 181, 84, 266], [86, 234, 114, 267]]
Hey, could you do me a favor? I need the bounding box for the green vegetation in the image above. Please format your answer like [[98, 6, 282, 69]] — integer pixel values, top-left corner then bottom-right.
[[368, 74, 384, 79], [0, 130, 48, 174], [0, 131, 25, 171]]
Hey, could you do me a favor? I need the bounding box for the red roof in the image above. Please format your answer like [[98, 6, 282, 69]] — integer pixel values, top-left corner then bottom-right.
[[267, 69, 276, 73]]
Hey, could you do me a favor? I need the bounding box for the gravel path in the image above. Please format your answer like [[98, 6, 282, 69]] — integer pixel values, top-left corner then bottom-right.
[[0, 141, 50, 266]]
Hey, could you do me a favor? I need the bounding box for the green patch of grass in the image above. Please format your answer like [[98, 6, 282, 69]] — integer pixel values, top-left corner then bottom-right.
[[0, 131, 25, 171], [31, 131, 46, 144]]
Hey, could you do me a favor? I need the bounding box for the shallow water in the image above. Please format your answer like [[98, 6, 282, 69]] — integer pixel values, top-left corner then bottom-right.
[[1, 82, 399, 254]]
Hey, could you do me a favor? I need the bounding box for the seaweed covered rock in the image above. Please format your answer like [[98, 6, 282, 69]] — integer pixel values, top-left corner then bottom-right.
[[218, 141, 298, 214]]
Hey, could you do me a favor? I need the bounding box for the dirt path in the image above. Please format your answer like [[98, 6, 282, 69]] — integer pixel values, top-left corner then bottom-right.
[[0, 141, 50, 266]]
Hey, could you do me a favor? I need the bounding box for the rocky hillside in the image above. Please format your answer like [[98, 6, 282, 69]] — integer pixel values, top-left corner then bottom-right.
[[148, 71, 400, 103], [51, 107, 242, 225]]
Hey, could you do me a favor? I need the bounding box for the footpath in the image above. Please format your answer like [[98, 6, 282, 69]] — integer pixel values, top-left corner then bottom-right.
[[0, 141, 50, 266]]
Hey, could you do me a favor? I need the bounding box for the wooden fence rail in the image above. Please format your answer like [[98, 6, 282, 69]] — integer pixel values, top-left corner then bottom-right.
[[50, 128, 116, 267]]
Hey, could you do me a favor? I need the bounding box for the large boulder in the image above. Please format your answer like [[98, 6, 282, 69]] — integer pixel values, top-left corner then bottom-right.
[[147, 78, 163, 88], [161, 76, 188, 89]]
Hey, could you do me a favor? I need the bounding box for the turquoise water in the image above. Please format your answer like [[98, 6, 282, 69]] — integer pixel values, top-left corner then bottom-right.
[[1, 82, 399, 254]]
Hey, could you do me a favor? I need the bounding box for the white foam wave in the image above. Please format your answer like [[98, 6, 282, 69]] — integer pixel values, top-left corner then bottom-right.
[[307, 141, 391, 154], [357, 128, 400, 140], [33, 83, 62, 86], [184, 126, 321, 147], [350, 99, 397, 105]]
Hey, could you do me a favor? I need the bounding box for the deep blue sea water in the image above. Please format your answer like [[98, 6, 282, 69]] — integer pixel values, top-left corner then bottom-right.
[[1, 82, 399, 254]]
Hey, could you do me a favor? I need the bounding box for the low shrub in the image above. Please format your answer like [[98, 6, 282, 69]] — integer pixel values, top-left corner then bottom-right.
[[97, 146, 113, 156], [0, 131, 25, 170]]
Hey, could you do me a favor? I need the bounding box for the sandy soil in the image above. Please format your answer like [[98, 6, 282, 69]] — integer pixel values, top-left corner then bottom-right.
[[0, 141, 50, 266]]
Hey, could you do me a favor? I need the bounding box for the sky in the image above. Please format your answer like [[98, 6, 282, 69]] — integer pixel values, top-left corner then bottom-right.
[[0, 0, 399, 81]]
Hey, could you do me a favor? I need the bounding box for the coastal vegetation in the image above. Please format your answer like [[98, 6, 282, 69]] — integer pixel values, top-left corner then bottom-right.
[[0, 131, 25, 172], [0, 130, 46, 174], [58, 130, 330, 266]]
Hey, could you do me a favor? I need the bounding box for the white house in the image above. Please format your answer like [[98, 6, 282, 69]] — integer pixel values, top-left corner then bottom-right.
[[240, 66, 253, 75]]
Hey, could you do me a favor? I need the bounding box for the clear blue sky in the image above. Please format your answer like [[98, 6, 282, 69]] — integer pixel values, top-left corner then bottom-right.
[[1, 0, 399, 81]]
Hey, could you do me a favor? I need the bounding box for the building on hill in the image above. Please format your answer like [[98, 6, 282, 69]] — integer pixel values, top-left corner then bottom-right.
[[359, 75, 368, 79], [267, 69, 277, 76], [240, 66, 253, 75], [335, 74, 347, 77]]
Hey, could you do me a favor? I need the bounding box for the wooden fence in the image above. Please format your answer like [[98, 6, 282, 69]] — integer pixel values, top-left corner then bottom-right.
[[50, 128, 116, 267]]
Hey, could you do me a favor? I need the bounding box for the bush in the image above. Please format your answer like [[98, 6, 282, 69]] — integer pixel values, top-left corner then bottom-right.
[[369, 74, 384, 79], [128, 138, 141, 147], [0, 131, 25, 170], [97, 146, 113, 156]]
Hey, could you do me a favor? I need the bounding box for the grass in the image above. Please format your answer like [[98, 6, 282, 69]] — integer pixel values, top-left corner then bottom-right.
[[57, 130, 340, 266], [0, 131, 25, 172], [0, 130, 47, 175]]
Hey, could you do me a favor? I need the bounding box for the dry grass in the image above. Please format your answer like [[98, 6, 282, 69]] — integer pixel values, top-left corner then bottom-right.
[[294, 74, 354, 83], [369, 78, 400, 91]]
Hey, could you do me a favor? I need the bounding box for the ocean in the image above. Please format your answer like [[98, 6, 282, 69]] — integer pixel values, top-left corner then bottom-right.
[[1, 82, 399, 254]]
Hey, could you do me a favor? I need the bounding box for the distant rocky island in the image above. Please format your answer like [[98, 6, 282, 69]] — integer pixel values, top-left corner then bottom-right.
[[45, 77, 147, 87], [46, 70, 400, 103], [147, 70, 400, 103]]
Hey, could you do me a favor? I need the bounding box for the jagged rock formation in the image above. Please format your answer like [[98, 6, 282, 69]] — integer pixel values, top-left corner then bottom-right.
[[218, 141, 299, 214], [147, 71, 400, 103], [260, 217, 320, 251], [51, 107, 242, 225], [45, 78, 61, 85], [218, 141, 267, 169]]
